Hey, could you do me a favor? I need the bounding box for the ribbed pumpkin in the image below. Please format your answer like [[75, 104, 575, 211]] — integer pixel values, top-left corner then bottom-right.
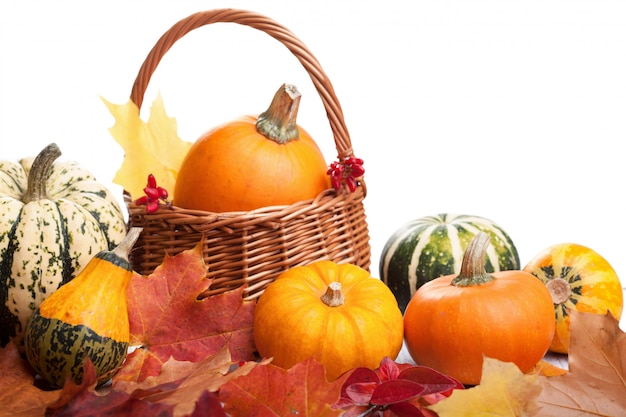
[[253, 260, 404, 381], [380, 213, 520, 312], [24, 228, 141, 388], [524, 243, 623, 354], [404, 232, 555, 385], [174, 84, 330, 212], [0, 143, 127, 351]]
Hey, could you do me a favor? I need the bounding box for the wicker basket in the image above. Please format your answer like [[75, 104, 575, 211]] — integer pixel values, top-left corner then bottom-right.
[[124, 8, 370, 300]]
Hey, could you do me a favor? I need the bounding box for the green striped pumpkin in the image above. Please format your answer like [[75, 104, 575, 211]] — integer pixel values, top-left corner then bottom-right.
[[380, 213, 520, 312], [0, 143, 127, 351]]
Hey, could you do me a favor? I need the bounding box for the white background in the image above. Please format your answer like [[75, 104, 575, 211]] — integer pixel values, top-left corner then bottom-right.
[[1, 0, 625, 306]]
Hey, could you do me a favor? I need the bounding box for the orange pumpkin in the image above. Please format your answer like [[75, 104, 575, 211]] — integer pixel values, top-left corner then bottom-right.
[[403, 232, 555, 385], [174, 84, 329, 212], [524, 243, 623, 354], [253, 260, 404, 381]]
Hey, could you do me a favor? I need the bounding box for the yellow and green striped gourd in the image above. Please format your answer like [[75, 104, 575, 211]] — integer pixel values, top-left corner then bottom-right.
[[24, 228, 141, 388]]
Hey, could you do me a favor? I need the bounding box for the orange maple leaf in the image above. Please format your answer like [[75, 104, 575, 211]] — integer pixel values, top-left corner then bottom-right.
[[220, 357, 348, 417], [116, 242, 256, 383]]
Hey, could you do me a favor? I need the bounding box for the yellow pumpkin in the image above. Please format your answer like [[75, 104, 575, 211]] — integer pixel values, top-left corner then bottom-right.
[[524, 243, 623, 353], [253, 261, 404, 380]]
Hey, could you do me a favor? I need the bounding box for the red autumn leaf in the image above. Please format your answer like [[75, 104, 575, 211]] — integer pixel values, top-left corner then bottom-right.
[[114, 344, 230, 395], [335, 357, 463, 416], [117, 345, 269, 417], [378, 356, 401, 381], [388, 401, 432, 417], [219, 357, 348, 417], [46, 358, 173, 417], [188, 391, 228, 417], [114, 356, 201, 395], [370, 379, 426, 405], [347, 367, 380, 385], [116, 242, 256, 383], [399, 366, 463, 399], [346, 382, 378, 405], [334, 367, 379, 409], [112, 349, 159, 384], [46, 355, 227, 417], [48, 384, 176, 417]]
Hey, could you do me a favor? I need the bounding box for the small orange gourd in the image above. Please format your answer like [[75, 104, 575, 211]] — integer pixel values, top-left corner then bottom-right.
[[524, 243, 623, 353], [174, 83, 330, 212], [403, 232, 555, 385], [24, 228, 142, 388], [253, 261, 404, 381]]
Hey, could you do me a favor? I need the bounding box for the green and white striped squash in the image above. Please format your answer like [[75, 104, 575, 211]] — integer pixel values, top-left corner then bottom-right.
[[0, 143, 127, 351], [380, 213, 520, 312]]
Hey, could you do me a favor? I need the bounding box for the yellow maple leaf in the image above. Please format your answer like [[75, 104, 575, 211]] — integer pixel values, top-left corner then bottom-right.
[[428, 357, 542, 417], [102, 93, 192, 200]]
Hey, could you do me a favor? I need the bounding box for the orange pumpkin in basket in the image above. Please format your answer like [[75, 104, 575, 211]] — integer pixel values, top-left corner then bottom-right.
[[174, 84, 330, 212]]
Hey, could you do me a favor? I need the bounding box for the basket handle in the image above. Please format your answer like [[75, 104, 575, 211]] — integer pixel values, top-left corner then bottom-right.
[[130, 8, 355, 161]]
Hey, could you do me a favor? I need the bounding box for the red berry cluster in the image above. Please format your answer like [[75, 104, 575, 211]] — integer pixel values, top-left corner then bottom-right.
[[134, 174, 170, 213], [327, 156, 365, 192]]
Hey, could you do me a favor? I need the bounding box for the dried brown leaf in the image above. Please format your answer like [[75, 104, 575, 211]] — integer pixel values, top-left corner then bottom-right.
[[534, 310, 626, 416], [0, 342, 61, 417], [115, 345, 268, 417]]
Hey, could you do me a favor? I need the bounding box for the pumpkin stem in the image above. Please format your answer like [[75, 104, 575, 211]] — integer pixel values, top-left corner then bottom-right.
[[320, 281, 345, 307], [23, 143, 61, 204], [113, 227, 143, 262], [546, 278, 571, 305], [451, 232, 496, 287], [256, 84, 301, 144]]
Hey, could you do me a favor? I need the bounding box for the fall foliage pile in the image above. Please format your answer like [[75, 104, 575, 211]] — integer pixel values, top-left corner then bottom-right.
[[1, 243, 624, 417]]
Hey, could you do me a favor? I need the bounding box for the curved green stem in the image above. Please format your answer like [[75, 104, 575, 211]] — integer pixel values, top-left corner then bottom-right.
[[451, 232, 496, 287], [23, 143, 62, 204]]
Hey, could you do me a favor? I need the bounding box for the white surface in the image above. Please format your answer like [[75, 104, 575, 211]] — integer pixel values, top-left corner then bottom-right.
[[397, 342, 570, 371], [1, 1, 625, 331]]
